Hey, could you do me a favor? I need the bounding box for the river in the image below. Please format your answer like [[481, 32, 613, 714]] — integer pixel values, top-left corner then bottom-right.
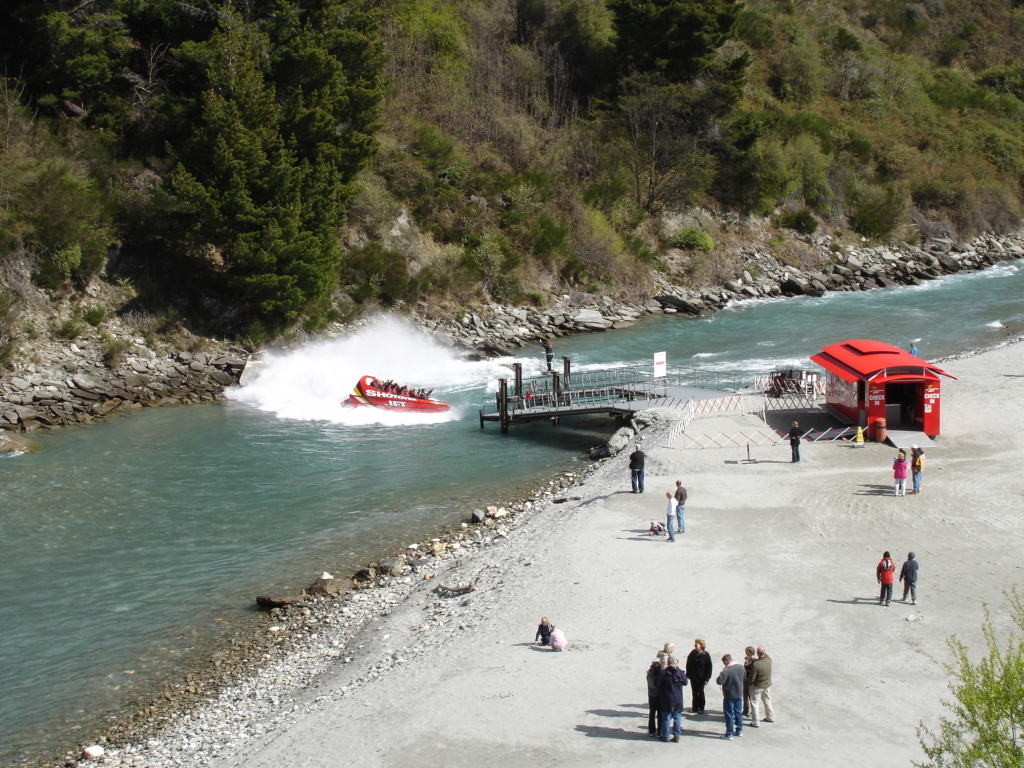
[[1, 260, 1022, 764]]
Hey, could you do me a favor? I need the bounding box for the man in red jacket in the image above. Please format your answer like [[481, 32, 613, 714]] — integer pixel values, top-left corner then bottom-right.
[[876, 551, 896, 606]]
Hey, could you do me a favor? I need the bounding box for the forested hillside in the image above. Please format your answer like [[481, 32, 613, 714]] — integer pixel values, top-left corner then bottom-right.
[[1, 0, 1022, 355]]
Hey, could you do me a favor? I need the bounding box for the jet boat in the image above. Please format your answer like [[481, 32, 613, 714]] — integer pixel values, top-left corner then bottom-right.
[[344, 376, 450, 413]]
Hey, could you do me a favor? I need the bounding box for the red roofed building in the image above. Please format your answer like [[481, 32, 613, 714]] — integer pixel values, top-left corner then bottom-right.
[[810, 339, 956, 438]]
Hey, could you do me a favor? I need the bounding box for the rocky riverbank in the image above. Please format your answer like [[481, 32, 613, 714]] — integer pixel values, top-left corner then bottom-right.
[[48, 412, 672, 768], [2, 231, 1022, 436], [411, 232, 1024, 355]]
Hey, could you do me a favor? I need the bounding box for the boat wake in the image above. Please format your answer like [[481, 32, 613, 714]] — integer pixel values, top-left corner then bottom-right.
[[227, 315, 521, 426]]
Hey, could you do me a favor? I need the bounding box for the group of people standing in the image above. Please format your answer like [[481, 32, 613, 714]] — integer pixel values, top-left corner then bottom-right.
[[876, 551, 920, 606], [892, 445, 925, 495], [646, 640, 775, 742]]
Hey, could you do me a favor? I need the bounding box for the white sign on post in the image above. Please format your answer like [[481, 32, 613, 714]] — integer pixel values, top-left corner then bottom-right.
[[653, 351, 667, 378]]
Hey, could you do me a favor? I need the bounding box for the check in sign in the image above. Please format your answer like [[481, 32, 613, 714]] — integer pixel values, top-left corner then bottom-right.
[[653, 351, 666, 378]]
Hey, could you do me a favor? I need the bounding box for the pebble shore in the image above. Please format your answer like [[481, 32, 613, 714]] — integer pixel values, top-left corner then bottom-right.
[[5, 230, 1022, 766]]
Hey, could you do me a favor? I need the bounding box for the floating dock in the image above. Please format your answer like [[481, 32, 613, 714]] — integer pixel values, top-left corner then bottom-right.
[[479, 358, 736, 433]]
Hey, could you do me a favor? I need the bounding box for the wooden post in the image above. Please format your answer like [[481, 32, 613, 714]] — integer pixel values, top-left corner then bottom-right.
[[513, 363, 523, 401], [498, 378, 509, 433], [552, 371, 561, 408]]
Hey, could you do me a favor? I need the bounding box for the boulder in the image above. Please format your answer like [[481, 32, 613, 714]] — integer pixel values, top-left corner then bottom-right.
[[470, 508, 486, 524], [379, 556, 411, 576], [655, 294, 704, 314], [306, 572, 344, 597], [571, 309, 613, 330], [255, 594, 305, 610]]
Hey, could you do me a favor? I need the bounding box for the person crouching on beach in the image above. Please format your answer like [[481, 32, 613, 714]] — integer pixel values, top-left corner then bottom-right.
[[893, 449, 909, 496], [549, 625, 567, 651], [535, 616, 552, 646]]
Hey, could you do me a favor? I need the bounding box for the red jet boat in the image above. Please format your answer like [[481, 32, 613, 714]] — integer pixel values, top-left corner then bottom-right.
[[344, 376, 450, 413]]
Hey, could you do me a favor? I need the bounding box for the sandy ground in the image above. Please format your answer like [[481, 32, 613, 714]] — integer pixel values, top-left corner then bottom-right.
[[211, 341, 1024, 768]]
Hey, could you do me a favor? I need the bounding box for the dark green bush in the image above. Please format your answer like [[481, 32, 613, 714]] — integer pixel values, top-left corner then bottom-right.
[[339, 243, 413, 305], [849, 185, 905, 239], [734, 10, 775, 50], [0, 289, 18, 369], [528, 215, 570, 261], [779, 207, 818, 234]]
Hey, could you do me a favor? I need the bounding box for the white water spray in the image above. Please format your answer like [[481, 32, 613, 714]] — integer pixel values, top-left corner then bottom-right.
[[227, 315, 541, 425]]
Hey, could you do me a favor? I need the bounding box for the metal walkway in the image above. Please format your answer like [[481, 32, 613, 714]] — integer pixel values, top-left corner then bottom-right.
[[479, 359, 757, 432], [886, 429, 934, 450]]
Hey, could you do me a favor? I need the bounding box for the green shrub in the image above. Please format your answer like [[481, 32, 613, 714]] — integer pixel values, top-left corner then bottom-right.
[[100, 333, 130, 368], [779, 207, 818, 234], [0, 289, 18, 369], [35, 245, 83, 290], [339, 243, 413, 305], [53, 318, 87, 339], [81, 307, 107, 326], [671, 227, 715, 252], [528, 215, 570, 261], [734, 10, 775, 49], [526, 290, 545, 307], [849, 185, 905, 239]]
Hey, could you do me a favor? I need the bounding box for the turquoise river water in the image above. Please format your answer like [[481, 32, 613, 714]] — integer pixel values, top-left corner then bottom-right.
[[1, 260, 1022, 764]]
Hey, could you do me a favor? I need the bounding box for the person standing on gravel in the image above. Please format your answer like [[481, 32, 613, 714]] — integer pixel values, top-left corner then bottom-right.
[[664, 492, 678, 542], [877, 551, 896, 606], [788, 421, 802, 463], [900, 552, 919, 604], [657, 655, 688, 742], [716, 654, 745, 740], [910, 446, 925, 494], [674, 480, 687, 533], [685, 638, 712, 714], [748, 646, 774, 726], [629, 444, 645, 493]]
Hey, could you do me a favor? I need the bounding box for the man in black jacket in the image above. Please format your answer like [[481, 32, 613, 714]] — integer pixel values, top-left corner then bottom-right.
[[629, 444, 645, 493], [685, 638, 712, 714], [900, 551, 919, 604], [657, 656, 688, 742]]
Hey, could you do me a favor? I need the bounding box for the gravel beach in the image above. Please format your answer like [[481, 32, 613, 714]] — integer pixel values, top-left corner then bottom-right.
[[74, 338, 1024, 768]]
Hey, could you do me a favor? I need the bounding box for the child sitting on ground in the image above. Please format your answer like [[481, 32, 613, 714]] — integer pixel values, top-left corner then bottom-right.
[[550, 625, 567, 651], [648, 520, 667, 536], [535, 616, 553, 646]]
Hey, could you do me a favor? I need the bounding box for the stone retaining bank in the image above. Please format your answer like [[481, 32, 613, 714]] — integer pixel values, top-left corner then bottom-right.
[[0, 339, 247, 433], [412, 232, 1024, 355]]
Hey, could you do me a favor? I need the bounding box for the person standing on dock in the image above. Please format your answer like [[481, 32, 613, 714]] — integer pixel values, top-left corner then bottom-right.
[[674, 480, 687, 533], [788, 421, 802, 463], [629, 444, 645, 493], [540, 339, 553, 371]]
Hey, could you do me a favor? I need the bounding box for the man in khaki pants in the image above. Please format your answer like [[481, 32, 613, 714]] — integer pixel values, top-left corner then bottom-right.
[[748, 646, 775, 726]]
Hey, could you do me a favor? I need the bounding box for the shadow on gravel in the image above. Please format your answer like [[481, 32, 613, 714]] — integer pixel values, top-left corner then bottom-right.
[[574, 724, 652, 741], [854, 484, 896, 495], [826, 597, 886, 606]]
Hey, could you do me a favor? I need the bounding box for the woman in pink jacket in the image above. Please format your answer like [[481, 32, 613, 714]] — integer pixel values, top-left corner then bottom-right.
[[892, 449, 909, 496]]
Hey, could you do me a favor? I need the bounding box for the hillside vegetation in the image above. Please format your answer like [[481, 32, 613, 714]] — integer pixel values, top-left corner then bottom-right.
[[1, 0, 1022, 356]]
